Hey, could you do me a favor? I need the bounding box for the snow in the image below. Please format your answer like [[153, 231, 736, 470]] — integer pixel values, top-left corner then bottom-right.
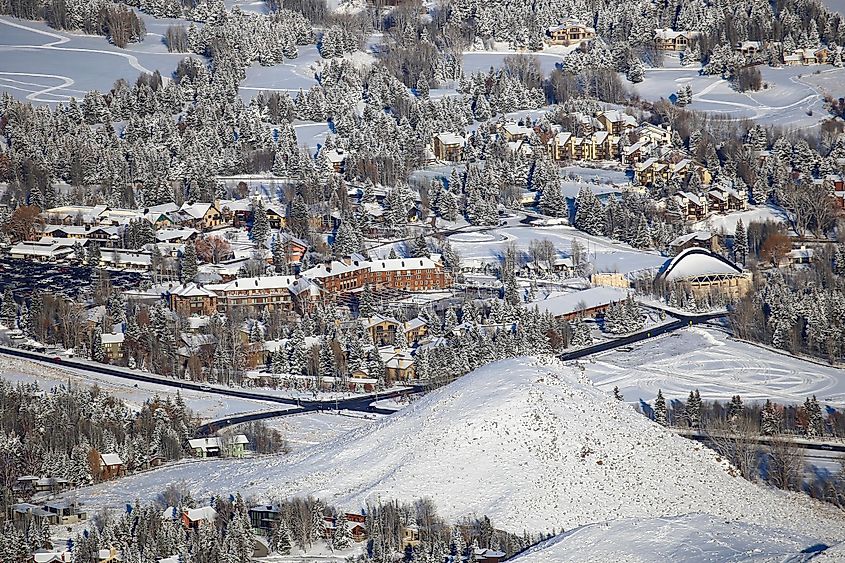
[[73, 357, 845, 542], [584, 326, 845, 407], [693, 205, 791, 234], [260, 412, 373, 450], [529, 286, 631, 317], [0, 16, 194, 103], [0, 357, 286, 421], [513, 514, 835, 562], [658, 247, 743, 282]]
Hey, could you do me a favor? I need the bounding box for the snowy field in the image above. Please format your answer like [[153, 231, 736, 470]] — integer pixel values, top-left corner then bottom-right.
[[446, 217, 667, 274], [71, 357, 845, 545], [0, 16, 196, 103], [513, 514, 833, 562], [634, 62, 845, 129], [260, 412, 373, 450], [584, 326, 845, 407], [692, 204, 792, 234], [0, 357, 287, 420]]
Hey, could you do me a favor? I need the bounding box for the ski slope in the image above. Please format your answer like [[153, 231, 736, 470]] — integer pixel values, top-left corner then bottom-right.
[[73, 357, 845, 543]]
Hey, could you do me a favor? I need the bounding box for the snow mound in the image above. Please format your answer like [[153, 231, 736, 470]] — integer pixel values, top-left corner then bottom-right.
[[76, 357, 844, 540], [512, 513, 834, 562], [260, 357, 842, 538]]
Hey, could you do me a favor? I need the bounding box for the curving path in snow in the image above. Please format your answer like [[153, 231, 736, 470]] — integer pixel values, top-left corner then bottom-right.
[[0, 16, 168, 102]]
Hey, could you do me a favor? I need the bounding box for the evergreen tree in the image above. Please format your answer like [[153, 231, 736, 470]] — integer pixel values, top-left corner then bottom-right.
[[761, 399, 781, 435], [0, 288, 15, 328], [613, 386, 623, 401], [653, 389, 668, 426], [733, 219, 748, 264], [181, 240, 198, 282], [685, 390, 701, 429], [251, 200, 271, 248]]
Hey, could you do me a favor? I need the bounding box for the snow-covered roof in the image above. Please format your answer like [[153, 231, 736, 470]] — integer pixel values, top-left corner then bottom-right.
[[156, 228, 198, 242], [655, 27, 688, 40], [185, 506, 217, 522], [599, 110, 638, 127], [369, 256, 441, 272], [100, 453, 123, 466], [101, 333, 124, 345], [669, 230, 712, 247], [302, 260, 368, 279], [179, 202, 215, 219], [325, 148, 348, 164], [170, 282, 217, 298], [206, 275, 297, 293], [435, 132, 466, 146], [529, 286, 631, 317], [503, 122, 533, 137], [658, 248, 744, 282], [9, 242, 75, 257]]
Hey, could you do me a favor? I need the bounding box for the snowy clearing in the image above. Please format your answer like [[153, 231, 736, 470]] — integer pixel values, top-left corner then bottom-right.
[[72, 356, 845, 542], [584, 326, 845, 407]]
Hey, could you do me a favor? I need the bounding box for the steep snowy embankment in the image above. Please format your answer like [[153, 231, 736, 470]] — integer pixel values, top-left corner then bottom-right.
[[77, 357, 845, 541]]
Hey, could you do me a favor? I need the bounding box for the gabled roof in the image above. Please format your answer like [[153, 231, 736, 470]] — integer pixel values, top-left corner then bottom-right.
[[100, 453, 123, 466]]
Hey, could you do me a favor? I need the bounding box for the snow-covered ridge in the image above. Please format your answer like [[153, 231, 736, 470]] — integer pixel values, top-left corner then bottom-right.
[[77, 356, 845, 542]]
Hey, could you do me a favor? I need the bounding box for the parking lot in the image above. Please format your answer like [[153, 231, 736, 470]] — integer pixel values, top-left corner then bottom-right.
[[0, 257, 143, 300]]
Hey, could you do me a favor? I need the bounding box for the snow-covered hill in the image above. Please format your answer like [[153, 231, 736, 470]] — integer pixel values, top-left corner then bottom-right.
[[511, 514, 836, 562], [78, 357, 845, 541]]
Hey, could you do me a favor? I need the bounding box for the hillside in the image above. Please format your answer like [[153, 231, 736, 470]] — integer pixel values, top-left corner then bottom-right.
[[511, 514, 836, 562], [78, 357, 845, 540]]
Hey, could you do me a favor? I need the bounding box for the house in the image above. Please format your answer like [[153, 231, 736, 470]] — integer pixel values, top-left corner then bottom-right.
[[635, 123, 673, 146], [736, 40, 763, 56], [363, 315, 402, 346], [501, 122, 533, 142], [12, 502, 59, 526], [324, 148, 348, 172], [784, 48, 822, 65], [249, 505, 281, 532], [528, 286, 632, 320], [99, 250, 153, 271], [32, 551, 73, 563], [548, 131, 573, 161], [707, 184, 746, 213], [654, 28, 694, 51], [43, 500, 87, 525], [634, 158, 670, 186], [9, 241, 74, 262], [156, 228, 198, 244], [177, 202, 222, 231], [668, 231, 719, 254], [98, 452, 125, 480], [432, 132, 466, 161], [788, 245, 814, 265], [345, 513, 367, 542], [187, 434, 249, 458], [597, 110, 638, 138], [101, 333, 125, 363], [182, 506, 217, 530], [546, 18, 596, 46], [303, 259, 370, 294], [169, 283, 219, 316], [401, 525, 421, 549], [274, 232, 308, 265], [475, 548, 507, 563], [674, 191, 708, 221], [380, 347, 416, 382]]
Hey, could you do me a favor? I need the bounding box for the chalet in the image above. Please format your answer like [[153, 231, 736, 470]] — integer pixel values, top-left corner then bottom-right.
[[672, 159, 713, 185], [169, 283, 219, 316], [635, 123, 672, 146], [674, 191, 708, 221], [668, 230, 718, 255], [784, 48, 824, 65], [177, 202, 222, 231], [275, 232, 308, 264], [707, 184, 746, 213], [101, 333, 125, 363], [345, 513, 367, 542], [43, 205, 110, 226], [546, 18, 596, 46], [401, 525, 421, 549], [325, 148, 348, 172], [788, 245, 814, 265], [364, 315, 402, 346], [433, 132, 466, 161], [501, 122, 533, 142], [548, 131, 574, 161], [528, 286, 631, 320], [621, 140, 650, 165], [597, 110, 638, 138], [404, 317, 428, 344], [634, 158, 670, 186], [12, 502, 59, 526], [834, 190, 845, 212], [98, 453, 125, 480], [654, 28, 694, 51], [736, 40, 763, 56], [155, 228, 198, 244], [182, 506, 217, 530], [380, 347, 415, 381]]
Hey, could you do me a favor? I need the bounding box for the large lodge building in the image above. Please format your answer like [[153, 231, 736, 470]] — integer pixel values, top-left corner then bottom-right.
[[168, 254, 452, 316]]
